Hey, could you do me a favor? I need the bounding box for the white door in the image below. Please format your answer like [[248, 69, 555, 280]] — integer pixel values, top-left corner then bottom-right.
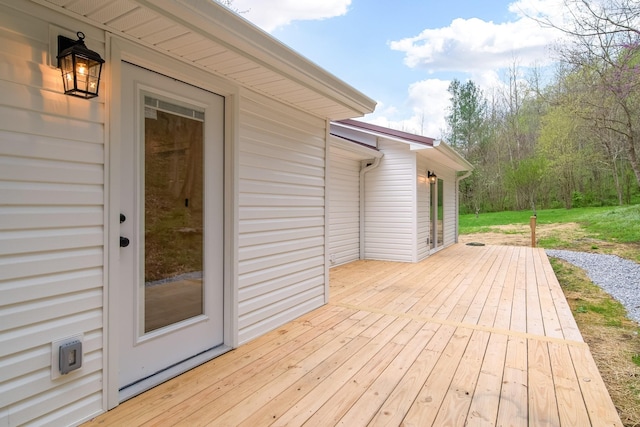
[[118, 62, 224, 397]]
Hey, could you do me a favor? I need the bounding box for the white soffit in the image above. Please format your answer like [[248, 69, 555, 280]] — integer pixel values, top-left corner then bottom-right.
[[330, 135, 383, 161], [418, 141, 473, 172], [37, 0, 376, 120]]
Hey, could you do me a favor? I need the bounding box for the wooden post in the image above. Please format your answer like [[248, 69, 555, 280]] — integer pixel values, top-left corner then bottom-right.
[[530, 216, 537, 247]]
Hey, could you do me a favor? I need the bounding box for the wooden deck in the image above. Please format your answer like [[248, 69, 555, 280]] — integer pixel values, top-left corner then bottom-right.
[[86, 244, 622, 426]]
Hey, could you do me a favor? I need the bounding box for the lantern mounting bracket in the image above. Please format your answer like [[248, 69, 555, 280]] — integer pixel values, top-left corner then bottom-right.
[[57, 34, 78, 68]]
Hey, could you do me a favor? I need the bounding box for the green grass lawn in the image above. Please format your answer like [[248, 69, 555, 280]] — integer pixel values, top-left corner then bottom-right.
[[460, 205, 640, 244]]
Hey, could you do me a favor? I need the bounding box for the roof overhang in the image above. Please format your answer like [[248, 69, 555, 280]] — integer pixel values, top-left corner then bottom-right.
[[332, 119, 436, 147], [331, 119, 473, 172], [412, 140, 474, 172], [329, 134, 383, 161], [33, 0, 376, 120]]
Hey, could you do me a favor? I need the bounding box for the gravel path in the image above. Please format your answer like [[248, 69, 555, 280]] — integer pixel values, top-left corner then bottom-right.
[[545, 249, 640, 324]]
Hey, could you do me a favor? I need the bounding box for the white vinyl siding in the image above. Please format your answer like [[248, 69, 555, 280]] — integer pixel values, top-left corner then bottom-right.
[[327, 124, 469, 265], [237, 91, 327, 344], [364, 141, 414, 262], [441, 168, 458, 246], [0, 4, 104, 426], [328, 153, 360, 266]]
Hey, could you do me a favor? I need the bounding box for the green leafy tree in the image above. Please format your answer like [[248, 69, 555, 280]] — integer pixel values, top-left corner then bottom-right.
[[446, 79, 488, 160], [538, 103, 600, 208], [504, 156, 547, 213], [446, 79, 490, 213]]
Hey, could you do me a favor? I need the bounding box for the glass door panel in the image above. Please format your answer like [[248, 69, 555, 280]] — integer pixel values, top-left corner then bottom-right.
[[430, 178, 444, 250], [143, 97, 204, 333], [430, 180, 435, 250]]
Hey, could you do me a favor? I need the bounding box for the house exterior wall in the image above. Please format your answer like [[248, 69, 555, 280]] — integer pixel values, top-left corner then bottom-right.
[[0, 1, 339, 424], [328, 123, 470, 265], [328, 151, 361, 267], [0, 3, 105, 425], [237, 91, 328, 344], [363, 140, 415, 262], [441, 167, 458, 247]]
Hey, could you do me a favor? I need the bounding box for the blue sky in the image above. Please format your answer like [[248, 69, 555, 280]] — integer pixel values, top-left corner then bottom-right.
[[231, 0, 565, 138]]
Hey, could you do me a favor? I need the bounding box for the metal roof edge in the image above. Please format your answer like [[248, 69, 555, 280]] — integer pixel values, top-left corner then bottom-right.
[[334, 118, 435, 146]]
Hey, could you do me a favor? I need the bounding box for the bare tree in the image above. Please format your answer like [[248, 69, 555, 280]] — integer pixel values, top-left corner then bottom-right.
[[539, 0, 640, 187], [215, 0, 249, 14]]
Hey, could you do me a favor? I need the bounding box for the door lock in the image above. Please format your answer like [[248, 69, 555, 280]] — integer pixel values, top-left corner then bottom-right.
[[119, 213, 129, 247]]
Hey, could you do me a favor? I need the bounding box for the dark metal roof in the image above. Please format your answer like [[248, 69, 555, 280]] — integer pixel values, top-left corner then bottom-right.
[[335, 119, 435, 147]]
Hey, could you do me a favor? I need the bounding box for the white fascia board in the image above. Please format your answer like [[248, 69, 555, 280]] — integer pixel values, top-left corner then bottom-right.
[[143, 0, 376, 117], [409, 143, 433, 151]]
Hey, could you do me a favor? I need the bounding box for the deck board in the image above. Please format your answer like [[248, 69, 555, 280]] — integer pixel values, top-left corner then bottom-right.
[[85, 244, 622, 426]]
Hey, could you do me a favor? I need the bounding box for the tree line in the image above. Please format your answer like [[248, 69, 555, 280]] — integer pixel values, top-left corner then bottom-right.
[[446, 0, 640, 214]]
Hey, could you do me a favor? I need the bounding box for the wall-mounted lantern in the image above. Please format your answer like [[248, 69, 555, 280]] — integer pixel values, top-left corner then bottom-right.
[[427, 170, 437, 184], [57, 32, 104, 99]]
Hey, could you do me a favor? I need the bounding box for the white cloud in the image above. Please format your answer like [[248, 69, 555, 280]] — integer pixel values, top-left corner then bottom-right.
[[376, 1, 572, 137], [230, 0, 351, 32], [389, 1, 565, 74], [363, 79, 451, 138], [405, 79, 451, 137]]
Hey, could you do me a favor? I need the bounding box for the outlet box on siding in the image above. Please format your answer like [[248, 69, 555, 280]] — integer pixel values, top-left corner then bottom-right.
[[51, 334, 84, 380]]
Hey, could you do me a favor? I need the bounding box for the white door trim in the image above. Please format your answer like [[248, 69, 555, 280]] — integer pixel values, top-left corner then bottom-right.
[[106, 34, 240, 410]]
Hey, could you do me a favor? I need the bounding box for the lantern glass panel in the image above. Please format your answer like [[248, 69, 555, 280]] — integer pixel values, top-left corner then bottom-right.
[[60, 55, 75, 94]]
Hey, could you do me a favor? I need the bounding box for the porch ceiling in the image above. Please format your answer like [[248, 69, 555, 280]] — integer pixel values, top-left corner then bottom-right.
[[36, 0, 376, 120], [84, 244, 622, 426]]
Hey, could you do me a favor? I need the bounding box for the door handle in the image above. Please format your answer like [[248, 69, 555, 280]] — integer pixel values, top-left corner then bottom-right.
[[120, 213, 129, 247]]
